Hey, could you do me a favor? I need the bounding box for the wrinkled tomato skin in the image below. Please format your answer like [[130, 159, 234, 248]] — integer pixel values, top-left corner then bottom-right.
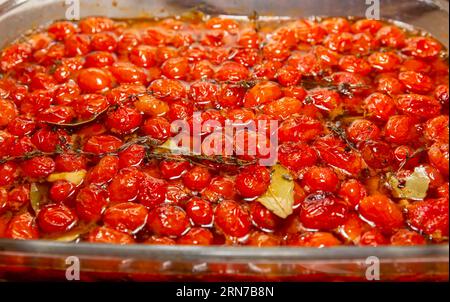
[[360, 141, 394, 170], [7, 185, 30, 211], [36, 105, 75, 124], [76, 185, 108, 222], [103, 202, 148, 234], [0, 188, 8, 215], [286, 232, 341, 247], [384, 115, 419, 145], [7, 116, 36, 137], [338, 179, 367, 209], [359, 229, 388, 246], [263, 97, 302, 120], [65, 34, 91, 57], [77, 68, 112, 93], [278, 143, 317, 171], [0, 99, 17, 127], [235, 166, 271, 198], [182, 166, 212, 192], [202, 176, 236, 202], [214, 200, 251, 238], [49, 180, 77, 204], [141, 117, 171, 141], [108, 168, 143, 203], [148, 79, 187, 102], [244, 81, 283, 108], [395, 94, 441, 120], [147, 204, 190, 237], [10, 136, 36, 157], [0, 162, 18, 187], [55, 153, 87, 173], [20, 156, 55, 179], [359, 195, 404, 234], [364, 93, 397, 121], [31, 128, 71, 153], [185, 197, 214, 227], [83, 135, 122, 155], [159, 160, 191, 180], [37, 204, 78, 234], [118, 144, 146, 169], [137, 175, 167, 209], [313, 136, 362, 175], [176, 227, 214, 245], [278, 115, 324, 143], [4, 213, 39, 240], [424, 115, 449, 143], [390, 229, 426, 246], [346, 119, 380, 144], [106, 106, 143, 135], [402, 37, 442, 59], [73, 94, 109, 120], [302, 166, 339, 193], [86, 155, 119, 185], [249, 201, 281, 232], [434, 84, 449, 107], [300, 193, 349, 231], [398, 71, 433, 94], [428, 143, 449, 176], [407, 198, 449, 238], [88, 226, 134, 244]]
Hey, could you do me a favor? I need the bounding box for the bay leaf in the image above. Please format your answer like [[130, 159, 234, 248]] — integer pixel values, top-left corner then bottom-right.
[[387, 166, 430, 200], [47, 170, 87, 186], [56, 225, 94, 242], [46, 108, 108, 127], [30, 183, 49, 214], [257, 164, 295, 218], [46, 222, 96, 242]]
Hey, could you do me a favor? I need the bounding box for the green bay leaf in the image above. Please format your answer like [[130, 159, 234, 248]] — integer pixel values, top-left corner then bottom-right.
[[388, 166, 430, 200], [30, 183, 49, 214], [257, 164, 295, 218]]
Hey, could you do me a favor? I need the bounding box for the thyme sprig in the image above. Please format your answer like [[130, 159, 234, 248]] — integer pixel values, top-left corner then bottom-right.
[[301, 79, 370, 96], [397, 147, 426, 172], [326, 121, 358, 152], [0, 135, 256, 167], [147, 150, 257, 167]]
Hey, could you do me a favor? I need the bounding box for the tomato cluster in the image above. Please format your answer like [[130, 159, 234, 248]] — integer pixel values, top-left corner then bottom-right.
[[0, 16, 448, 247]]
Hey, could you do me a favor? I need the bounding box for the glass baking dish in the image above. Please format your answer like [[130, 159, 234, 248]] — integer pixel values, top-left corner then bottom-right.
[[0, 0, 448, 281]]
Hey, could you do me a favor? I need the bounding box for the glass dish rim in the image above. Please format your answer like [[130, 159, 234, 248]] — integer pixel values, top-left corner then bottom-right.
[[0, 239, 448, 262]]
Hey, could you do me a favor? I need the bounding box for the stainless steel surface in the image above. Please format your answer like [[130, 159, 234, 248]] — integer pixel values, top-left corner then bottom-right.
[[0, 0, 449, 280], [0, 0, 449, 47]]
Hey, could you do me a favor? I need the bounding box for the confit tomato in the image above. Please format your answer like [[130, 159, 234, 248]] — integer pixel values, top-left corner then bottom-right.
[[147, 204, 190, 237]]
